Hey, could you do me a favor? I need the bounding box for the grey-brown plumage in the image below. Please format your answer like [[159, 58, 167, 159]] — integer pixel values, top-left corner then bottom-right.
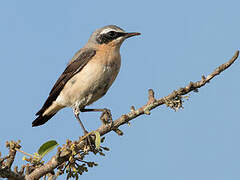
[[33, 49, 96, 126], [32, 25, 140, 130]]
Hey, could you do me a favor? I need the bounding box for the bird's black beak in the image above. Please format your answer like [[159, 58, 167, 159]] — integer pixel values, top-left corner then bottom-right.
[[124, 32, 141, 38]]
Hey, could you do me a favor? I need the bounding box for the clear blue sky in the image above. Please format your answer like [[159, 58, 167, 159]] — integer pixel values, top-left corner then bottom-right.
[[0, 0, 240, 179]]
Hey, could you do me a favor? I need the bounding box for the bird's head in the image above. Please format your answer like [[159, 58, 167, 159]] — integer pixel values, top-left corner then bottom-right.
[[88, 25, 140, 48]]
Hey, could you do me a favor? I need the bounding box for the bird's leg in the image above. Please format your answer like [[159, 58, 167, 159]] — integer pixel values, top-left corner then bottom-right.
[[73, 108, 93, 149], [80, 108, 113, 126], [74, 109, 88, 134]]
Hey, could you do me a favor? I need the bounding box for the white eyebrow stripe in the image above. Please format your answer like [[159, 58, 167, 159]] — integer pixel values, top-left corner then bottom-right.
[[100, 28, 116, 34]]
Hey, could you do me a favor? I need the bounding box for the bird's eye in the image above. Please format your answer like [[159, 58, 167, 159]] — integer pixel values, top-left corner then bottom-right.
[[107, 31, 116, 37]]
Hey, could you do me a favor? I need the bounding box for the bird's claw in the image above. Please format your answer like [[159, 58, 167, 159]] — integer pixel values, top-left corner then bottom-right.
[[81, 131, 95, 151], [100, 108, 113, 127]]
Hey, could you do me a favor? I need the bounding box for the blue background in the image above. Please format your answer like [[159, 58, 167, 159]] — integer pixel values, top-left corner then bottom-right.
[[0, 0, 240, 179]]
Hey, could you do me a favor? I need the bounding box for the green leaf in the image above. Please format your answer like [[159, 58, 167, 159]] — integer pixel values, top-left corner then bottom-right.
[[94, 131, 101, 149], [38, 140, 58, 158], [22, 156, 27, 161]]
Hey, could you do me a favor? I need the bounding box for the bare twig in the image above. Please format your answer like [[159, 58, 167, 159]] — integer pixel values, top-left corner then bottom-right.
[[15, 149, 35, 158], [0, 141, 24, 180]]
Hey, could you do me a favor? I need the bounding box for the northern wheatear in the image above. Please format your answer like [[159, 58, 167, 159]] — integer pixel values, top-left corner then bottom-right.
[[32, 25, 140, 134]]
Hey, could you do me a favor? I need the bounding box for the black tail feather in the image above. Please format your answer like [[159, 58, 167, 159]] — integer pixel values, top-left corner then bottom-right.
[[32, 113, 56, 127]]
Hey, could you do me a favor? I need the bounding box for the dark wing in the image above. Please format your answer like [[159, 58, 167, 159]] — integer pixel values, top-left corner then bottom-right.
[[36, 48, 96, 116]]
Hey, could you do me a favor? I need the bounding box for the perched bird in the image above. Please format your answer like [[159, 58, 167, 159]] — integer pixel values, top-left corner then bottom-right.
[[32, 25, 140, 134]]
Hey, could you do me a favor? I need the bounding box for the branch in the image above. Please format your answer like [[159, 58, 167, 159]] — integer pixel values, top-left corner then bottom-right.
[[0, 141, 25, 180], [1, 50, 239, 180], [97, 50, 239, 135]]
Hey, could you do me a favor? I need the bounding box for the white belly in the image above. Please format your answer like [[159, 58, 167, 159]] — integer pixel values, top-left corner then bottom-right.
[[55, 59, 120, 108]]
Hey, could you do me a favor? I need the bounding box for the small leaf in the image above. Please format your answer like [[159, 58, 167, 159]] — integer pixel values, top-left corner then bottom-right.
[[38, 140, 58, 158], [22, 156, 27, 161], [144, 109, 151, 115], [76, 173, 79, 180], [93, 162, 98, 166], [94, 131, 101, 149], [67, 172, 72, 180], [99, 152, 105, 156], [102, 146, 110, 151], [100, 137, 105, 143]]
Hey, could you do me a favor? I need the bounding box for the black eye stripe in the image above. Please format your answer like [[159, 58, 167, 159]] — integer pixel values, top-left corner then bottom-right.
[[96, 31, 126, 44], [108, 31, 116, 36], [106, 31, 125, 38]]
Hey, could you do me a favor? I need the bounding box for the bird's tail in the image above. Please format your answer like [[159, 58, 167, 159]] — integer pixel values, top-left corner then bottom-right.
[[32, 113, 56, 127], [32, 102, 64, 127]]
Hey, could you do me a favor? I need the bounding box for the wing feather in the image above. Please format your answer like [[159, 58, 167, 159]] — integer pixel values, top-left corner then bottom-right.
[[35, 48, 96, 116]]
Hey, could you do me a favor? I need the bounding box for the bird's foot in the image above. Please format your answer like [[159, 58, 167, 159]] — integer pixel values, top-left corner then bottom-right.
[[80, 108, 113, 127], [100, 108, 113, 127], [81, 130, 95, 151], [74, 110, 95, 150]]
